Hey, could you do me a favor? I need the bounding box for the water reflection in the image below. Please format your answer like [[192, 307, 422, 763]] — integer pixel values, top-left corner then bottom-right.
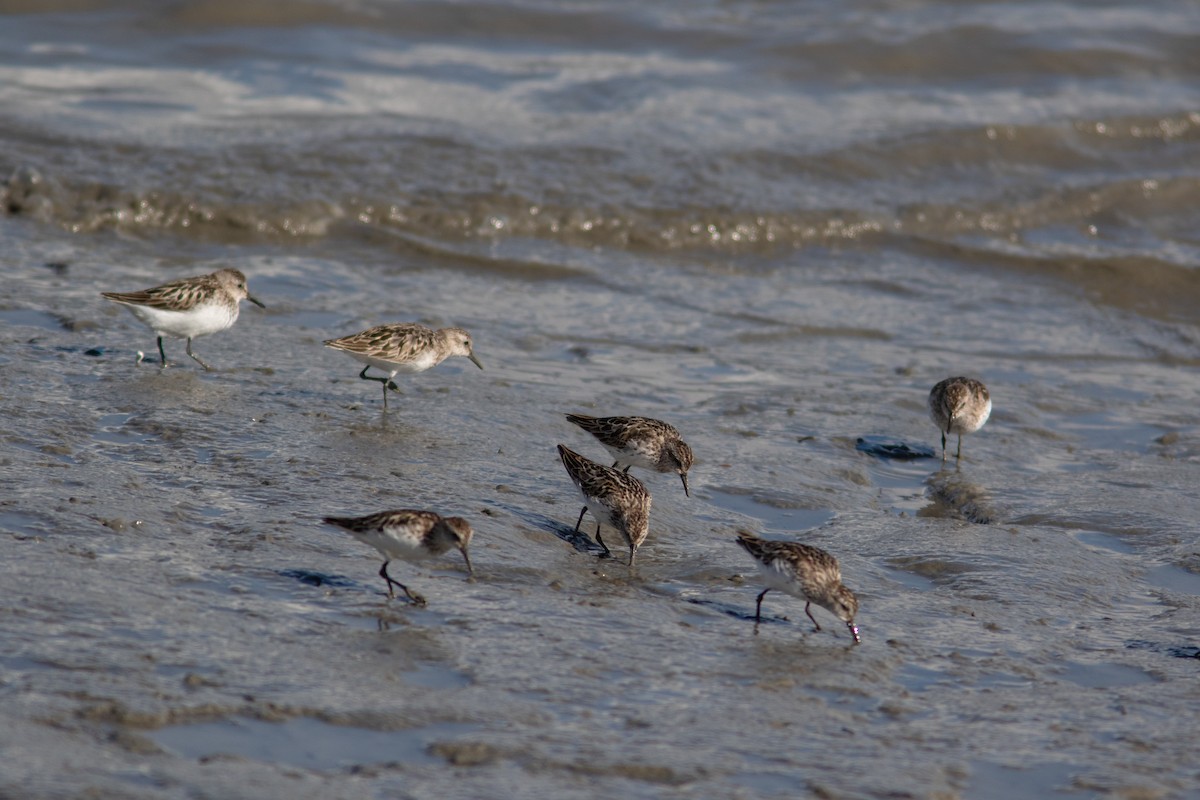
[[921, 468, 997, 524]]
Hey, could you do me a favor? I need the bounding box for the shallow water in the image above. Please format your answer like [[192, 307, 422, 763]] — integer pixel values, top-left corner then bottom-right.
[[2, 1, 1200, 798]]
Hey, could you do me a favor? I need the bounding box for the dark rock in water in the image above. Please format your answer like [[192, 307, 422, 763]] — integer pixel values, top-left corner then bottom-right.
[[1126, 640, 1200, 660], [856, 436, 936, 460], [84, 347, 104, 357]]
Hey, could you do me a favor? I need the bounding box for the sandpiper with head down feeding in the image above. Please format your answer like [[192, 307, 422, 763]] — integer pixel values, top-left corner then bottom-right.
[[735, 530, 860, 644], [557, 444, 652, 566], [322, 509, 474, 605]]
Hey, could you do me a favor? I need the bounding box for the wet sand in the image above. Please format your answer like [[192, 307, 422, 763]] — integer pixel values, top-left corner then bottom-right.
[[2, 2, 1200, 798]]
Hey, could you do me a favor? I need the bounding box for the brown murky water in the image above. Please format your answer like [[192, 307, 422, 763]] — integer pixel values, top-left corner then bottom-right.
[[2, 1, 1199, 798]]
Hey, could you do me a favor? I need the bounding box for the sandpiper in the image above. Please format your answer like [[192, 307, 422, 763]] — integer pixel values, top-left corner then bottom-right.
[[557, 444, 651, 566], [324, 323, 483, 410], [928, 377, 991, 462], [735, 530, 860, 643], [100, 268, 265, 369], [322, 509, 474, 605]]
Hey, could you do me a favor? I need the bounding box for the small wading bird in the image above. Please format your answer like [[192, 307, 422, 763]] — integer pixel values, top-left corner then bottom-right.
[[322, 510, 474, 605], [557, 444, 652, 566], [323, 322, 483, 410], [928, 376, 992, 462], [100, 268, 265, 370], [735, 530, 860, 644], [564, 413, 691, 533]]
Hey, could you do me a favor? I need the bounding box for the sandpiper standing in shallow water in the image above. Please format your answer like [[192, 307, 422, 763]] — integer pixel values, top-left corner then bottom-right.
[[322, 509, 474, 605], [100, 268, 265, 370], [928, 376, 991, 462], [557, 444, 652, 566], [323, 323, 483, 410], [565, 414, 692, 532], [735, 530, 860, 644]]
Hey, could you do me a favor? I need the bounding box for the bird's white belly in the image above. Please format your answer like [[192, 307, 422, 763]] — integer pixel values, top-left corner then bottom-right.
[[608, 443, 657, 471], [950, 398, 992, 435], [580, 494, 623, 538], [351, 529, 432, 562], [755, 559, 807, 599], [342, 350, 440, 375], [126, 303, 236, 339]]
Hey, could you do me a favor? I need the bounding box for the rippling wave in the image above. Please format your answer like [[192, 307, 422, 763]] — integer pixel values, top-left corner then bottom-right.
[[5, 111, 1198, 271]]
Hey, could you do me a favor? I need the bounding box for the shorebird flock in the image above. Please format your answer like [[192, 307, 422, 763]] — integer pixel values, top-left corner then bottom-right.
[[101, 267, 995, 645]]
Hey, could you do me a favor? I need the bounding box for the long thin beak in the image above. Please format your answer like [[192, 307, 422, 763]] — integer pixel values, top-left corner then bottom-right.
[[468, 352, 484, 370], [847, 622, 861, 644], [680, 473, 690, 498], [460, 545, 474, 577], [247, 295, 266, 309]]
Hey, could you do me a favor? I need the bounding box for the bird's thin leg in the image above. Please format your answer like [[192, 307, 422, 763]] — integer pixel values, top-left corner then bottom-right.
[[594, 524, 612, 558], [940, 430, 948, 463], [356, 366, 396, 409], [573, 506, 588, 533], [358, 366, 392, 384], [753, 588, 770, 633], [804, 601, 823, 633], [185, 338, 211, 371], [157, 336, 168, 367], [377, 561, 397, 599], [627, 543, 636, 567], [379, 561, 425, 605], [955, 434, 963, 460], [754, 589, 771, 623], [399, 584, 426, 605]]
